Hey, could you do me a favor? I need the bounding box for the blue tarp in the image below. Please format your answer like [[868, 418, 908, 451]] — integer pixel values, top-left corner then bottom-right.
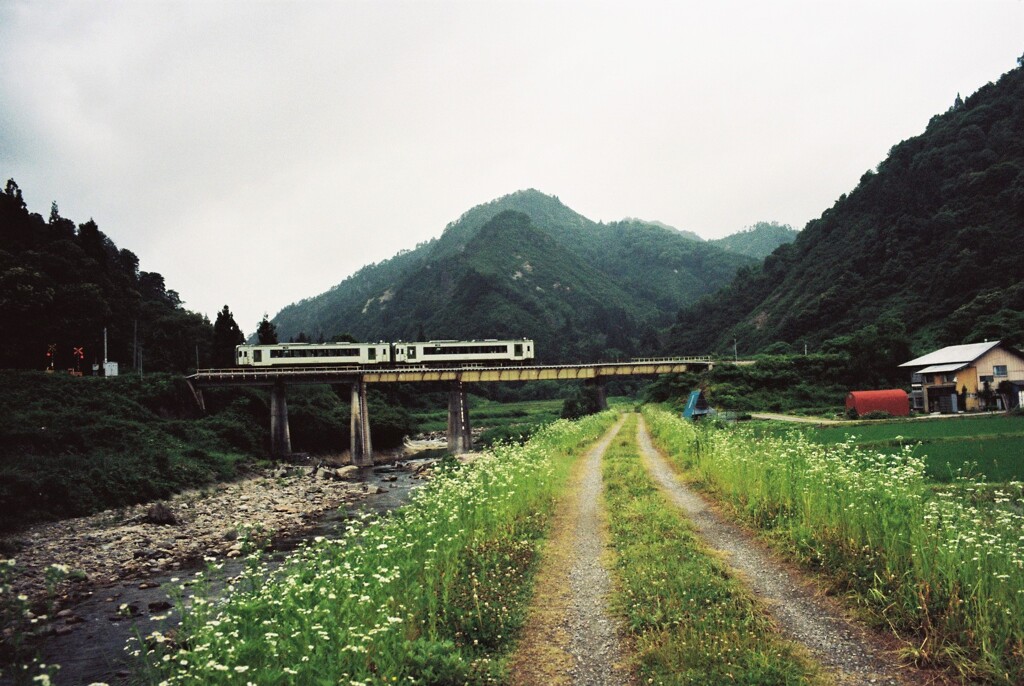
[[682, 390, 714, 420]]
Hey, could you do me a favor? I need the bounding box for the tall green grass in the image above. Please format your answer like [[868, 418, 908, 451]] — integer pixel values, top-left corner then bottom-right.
[[141, 412, 618, 684], [643, 406, 1024, 684], [758, 414, 1024, 482], [603, 415, 817, 685]]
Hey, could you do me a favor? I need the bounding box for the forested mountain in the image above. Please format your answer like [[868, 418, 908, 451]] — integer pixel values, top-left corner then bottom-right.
[[709, 221, 798, 259], [0, 181, 238, 372], [271, 190, 756, 361], [671, 56, 1024, 357]]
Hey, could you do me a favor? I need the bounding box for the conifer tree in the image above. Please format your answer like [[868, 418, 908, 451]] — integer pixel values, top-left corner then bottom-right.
[[212, 305, 244, 367], [256, 314, 278, 344]]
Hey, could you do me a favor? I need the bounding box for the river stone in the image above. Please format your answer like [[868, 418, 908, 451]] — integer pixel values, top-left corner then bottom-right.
[[335, 466, 360, 480]]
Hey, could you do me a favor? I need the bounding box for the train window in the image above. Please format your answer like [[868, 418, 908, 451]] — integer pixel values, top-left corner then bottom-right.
[[368, 348, 377, 361], [254, 350, 262, 363], [514, 343, 523, 356], [407, 346, 416, 360], [429, 344, 504, 355]]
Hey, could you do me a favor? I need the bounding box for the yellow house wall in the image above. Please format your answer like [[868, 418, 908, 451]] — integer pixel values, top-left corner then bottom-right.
[[967, 347, 1024, 410], [957, 366, 981, 410], [974, 347, 1024, 381]]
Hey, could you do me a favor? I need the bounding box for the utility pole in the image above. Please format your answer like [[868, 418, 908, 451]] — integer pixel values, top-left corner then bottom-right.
[[733, 338, 738, 362]]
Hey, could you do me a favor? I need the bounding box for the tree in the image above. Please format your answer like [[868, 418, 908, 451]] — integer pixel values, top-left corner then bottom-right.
[[256, 314, 278, 344], [212, 305, 244, 367], [3, 179, 25, 209], [560, 383, 604, 419]]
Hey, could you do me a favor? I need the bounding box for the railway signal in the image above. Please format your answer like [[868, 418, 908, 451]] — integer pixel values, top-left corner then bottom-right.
[[72, 346, 84, 376]]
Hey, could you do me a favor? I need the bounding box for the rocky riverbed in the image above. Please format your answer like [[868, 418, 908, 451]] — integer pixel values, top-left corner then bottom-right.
[[0, 455, 439, 685]]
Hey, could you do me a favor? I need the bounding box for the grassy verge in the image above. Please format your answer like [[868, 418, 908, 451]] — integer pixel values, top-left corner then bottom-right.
[[603, 414, 818, 685], [0, 371, 264, 531], [140, 411, 618, 684], [643, 406, 1024, 684]]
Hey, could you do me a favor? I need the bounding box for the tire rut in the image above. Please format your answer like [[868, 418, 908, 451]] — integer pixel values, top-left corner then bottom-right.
[[635, 414, 905, 686], [511, 418, 633, 686]]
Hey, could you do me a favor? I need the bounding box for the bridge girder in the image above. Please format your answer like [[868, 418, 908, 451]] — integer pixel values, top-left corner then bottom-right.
[[185, 358, 715, 465]]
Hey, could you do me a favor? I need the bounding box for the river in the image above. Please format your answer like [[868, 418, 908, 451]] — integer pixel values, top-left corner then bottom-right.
[[1, 456, 435, 686]]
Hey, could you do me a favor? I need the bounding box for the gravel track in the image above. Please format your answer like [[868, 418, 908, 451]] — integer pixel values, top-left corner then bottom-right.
[[511, 418, 634, 686], [566, 419, 632, 686], [635, 414, 905, 686]]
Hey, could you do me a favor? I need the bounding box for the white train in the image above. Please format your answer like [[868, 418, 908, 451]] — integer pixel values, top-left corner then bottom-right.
[[234, 339, 535, 368]]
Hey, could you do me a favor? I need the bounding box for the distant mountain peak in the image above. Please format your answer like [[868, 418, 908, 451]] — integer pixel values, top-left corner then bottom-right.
[[270, 190, 755, 357]]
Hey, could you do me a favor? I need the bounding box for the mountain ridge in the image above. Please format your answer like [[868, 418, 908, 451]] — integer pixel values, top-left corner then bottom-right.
[[270, 190, 764, 359]]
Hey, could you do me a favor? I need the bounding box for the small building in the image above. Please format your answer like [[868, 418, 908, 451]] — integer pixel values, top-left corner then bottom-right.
[[845, 389, 909, 417], [898, 340, 1024, 413], [681, 390, 715, 420]]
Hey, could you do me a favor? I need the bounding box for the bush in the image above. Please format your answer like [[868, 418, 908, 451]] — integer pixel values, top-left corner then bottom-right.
[[0, 371, 261, 531]]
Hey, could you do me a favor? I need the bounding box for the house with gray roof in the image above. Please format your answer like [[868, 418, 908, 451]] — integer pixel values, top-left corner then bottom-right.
[[899, 340, 1024, 412]]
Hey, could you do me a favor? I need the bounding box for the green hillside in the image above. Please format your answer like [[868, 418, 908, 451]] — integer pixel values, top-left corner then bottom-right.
[[271, 190, 755, 359], [670, 56, 1024, 357], [710, 221, 798, 259]]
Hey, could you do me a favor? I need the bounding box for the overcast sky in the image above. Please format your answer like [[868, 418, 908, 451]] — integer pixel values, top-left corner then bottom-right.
[[2, 1, 1022, 335]]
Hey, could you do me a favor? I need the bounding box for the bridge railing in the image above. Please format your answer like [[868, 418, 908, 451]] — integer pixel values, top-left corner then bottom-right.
[[628, 356, 714, 364]]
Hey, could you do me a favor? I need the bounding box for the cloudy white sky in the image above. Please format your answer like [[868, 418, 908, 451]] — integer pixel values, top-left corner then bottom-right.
[[2, 1, 1022, 335]]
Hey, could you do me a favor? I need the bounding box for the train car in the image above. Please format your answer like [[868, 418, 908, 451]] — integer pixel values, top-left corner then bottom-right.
[[393, 339, 534, 366], [235, 342, 392, 367]]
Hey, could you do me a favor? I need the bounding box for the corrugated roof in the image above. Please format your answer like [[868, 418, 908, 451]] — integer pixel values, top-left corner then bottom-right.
[[898, 341, 1001, 368], [916, 363, 968, 375]]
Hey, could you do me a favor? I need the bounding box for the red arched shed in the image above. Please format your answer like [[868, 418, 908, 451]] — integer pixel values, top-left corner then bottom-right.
[[845, 389, 910, 417]]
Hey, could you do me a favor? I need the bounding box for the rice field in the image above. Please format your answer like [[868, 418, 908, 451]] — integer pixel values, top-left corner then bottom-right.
[[758, 414, 1024, 482], [643, 406, 1024, 684], [138, 411, 618, 684]]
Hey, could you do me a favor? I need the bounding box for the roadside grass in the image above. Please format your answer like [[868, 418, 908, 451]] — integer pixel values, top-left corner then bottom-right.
[[139, 411, 618, 684], [603, 414, 818, 685], [644, 406, 1024, 684], [754, 414, 1024, 482]]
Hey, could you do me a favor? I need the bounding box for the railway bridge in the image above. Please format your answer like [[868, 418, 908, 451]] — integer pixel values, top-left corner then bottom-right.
[[186, 357, 714, 465]]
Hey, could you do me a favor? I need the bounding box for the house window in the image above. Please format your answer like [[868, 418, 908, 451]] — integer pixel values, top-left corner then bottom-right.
[[994, 365, 1008, 377]]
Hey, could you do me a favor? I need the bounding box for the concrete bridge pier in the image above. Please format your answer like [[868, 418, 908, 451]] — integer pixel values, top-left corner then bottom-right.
[[447, 381, 472, 454], [587, 378, 609, 411], [350, 377, 373, 466], [270, 382, 292, 458]]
